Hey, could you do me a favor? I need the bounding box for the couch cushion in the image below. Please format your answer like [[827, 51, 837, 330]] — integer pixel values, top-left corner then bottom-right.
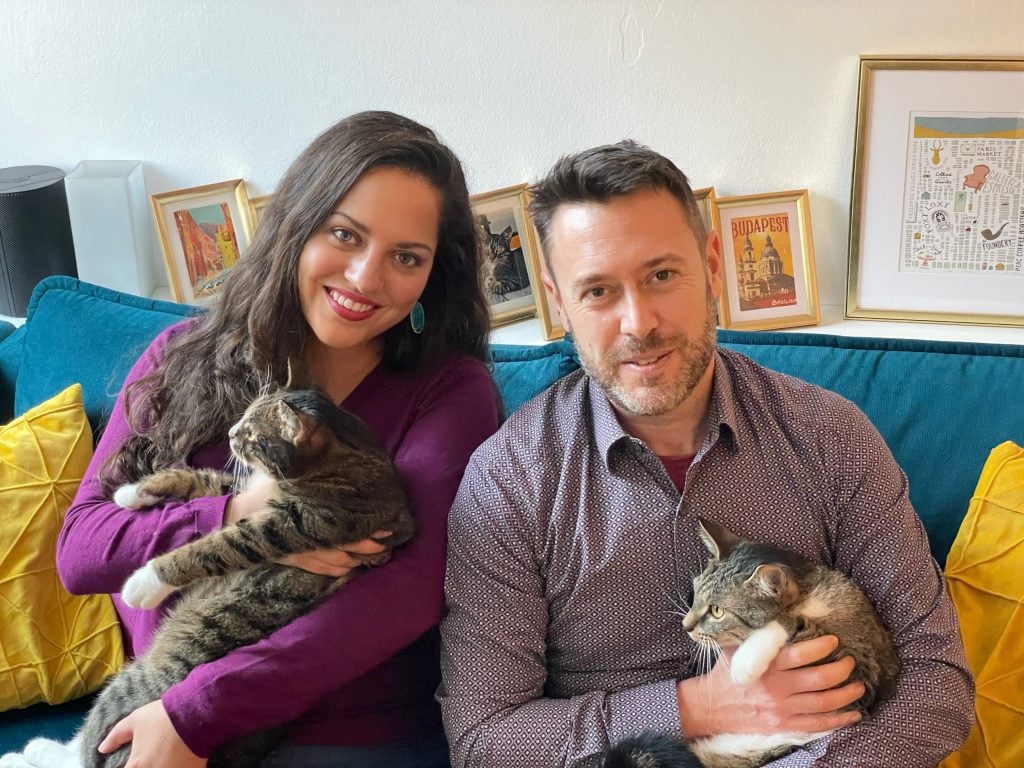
[[940, 441, 1024, 768], [716, 330, 1024, 565], [490, 340, 580, 415], [0, 383, 124, 712], [13, 276, 200, 431]]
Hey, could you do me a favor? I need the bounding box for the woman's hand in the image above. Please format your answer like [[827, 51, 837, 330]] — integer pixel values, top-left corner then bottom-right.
[[222, 475, 279, 526], [98, 699, 207, 768], [278, 530, 394, 578]]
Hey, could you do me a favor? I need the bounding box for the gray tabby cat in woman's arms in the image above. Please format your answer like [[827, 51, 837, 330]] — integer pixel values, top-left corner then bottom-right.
[[603, 519, 901, 768], [5, 385, 415, 768]]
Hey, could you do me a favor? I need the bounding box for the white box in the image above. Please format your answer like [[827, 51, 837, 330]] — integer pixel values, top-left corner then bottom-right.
[[65, 160, 159, 297]]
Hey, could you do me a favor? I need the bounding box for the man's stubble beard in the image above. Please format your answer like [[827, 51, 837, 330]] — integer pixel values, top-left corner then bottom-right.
[[573, 291, 717, 418]]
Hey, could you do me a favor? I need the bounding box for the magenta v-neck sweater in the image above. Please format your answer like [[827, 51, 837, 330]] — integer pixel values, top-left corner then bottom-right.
[[57, 323, 499, 756]]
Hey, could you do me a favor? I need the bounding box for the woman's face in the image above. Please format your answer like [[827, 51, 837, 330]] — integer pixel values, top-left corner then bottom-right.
[[297, 166, 441, 362]]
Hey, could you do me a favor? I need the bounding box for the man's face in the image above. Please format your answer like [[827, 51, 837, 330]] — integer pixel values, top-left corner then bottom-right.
[[543, 188, 723, 419]]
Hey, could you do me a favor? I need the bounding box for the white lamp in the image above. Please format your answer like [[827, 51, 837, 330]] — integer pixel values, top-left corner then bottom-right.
[[64, 161, 159, 297]]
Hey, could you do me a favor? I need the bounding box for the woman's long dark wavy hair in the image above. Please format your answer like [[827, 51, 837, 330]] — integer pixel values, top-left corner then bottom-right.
[[103, 111, 490, 491]]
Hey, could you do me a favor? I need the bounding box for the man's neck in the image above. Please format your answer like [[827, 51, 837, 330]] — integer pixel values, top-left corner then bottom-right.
[[612, 360, 715, 456]]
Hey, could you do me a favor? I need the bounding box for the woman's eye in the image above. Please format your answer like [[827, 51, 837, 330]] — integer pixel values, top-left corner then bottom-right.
[[709, 604, 724, 618], [331, 228, 355, 243], [395, 251, 420, 267]]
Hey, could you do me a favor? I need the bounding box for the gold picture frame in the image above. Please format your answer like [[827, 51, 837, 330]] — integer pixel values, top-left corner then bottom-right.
[[470, 184, 549, 330], [692, 186, 718, 232], [247, 194, 272, 232], [150, 179, 252, 306], [846, 56, 1024, 326], [712, 190, 820, 331]]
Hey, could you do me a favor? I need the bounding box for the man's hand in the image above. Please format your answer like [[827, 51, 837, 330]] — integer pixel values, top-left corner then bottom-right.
[[278, 531, 394, 578], [677, 635, 865, 738], [98, 699, 207, 768]]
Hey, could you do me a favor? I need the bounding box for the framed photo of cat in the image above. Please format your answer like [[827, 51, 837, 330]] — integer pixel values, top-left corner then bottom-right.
[[150, 179, 254, 306], [470, 184, 559, 334]]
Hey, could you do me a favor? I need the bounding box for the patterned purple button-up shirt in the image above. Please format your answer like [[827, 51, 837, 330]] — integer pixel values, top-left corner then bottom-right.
[[440, 347, 972, 767]]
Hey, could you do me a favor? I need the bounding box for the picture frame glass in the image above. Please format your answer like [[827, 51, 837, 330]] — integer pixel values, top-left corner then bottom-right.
[[715, 193, 819, 330], [849, 60, 1024, 324], [471, 186, 541, 327], [152, 180, 251, 306]]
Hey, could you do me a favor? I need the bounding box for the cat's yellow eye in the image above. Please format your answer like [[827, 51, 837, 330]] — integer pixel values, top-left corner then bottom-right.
[[709, 604, 724, 619]]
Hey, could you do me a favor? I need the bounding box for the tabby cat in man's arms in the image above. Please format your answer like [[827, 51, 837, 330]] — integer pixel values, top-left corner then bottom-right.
[[603, 519, 900, 768], [9, 385, 415, 768]]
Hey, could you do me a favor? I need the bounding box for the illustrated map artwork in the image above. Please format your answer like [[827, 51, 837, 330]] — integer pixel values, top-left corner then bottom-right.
[[901, 114, 1024, 275]]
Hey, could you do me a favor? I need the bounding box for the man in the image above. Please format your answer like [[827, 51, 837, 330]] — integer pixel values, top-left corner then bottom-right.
[[439, 141, 972, 767]]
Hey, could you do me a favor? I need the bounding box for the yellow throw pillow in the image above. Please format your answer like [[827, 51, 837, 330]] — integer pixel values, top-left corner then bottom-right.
[[0, 383, 124, 710], [940, 441, 1024, 768]]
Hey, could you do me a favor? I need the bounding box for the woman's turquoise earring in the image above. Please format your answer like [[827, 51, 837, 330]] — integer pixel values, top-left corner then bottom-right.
[[410, 301, 425, 334]]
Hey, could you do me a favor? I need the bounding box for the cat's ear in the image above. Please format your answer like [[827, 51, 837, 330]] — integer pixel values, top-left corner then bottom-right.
[[275, 400, 304, 441], [746, 564, 799, 606], [275, 399, 324, 447], [697, 518, 740, 560]]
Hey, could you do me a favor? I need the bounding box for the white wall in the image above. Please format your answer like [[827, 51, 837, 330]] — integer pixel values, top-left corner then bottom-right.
[[3, 0, 1023, 342]]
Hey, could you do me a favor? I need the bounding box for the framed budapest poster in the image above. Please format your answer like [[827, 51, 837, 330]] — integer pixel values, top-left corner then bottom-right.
[[713, 190, 820, 331]]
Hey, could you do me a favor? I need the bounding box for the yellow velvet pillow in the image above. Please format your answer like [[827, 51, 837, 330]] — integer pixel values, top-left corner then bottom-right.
[[0, 383, 124, 710], [940, 441, 1024, 768]]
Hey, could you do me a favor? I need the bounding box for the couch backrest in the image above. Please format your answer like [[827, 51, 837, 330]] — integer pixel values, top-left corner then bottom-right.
[[5, 276, 1023, 565]]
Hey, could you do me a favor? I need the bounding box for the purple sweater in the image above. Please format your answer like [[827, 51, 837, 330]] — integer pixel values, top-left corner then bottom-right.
[[57, 323, 499, 756]]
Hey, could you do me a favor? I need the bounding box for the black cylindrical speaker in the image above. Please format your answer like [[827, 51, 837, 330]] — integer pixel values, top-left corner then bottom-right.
[[0, 165, 78, 316]]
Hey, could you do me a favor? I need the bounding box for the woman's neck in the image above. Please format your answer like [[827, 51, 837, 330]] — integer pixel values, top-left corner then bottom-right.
[[305, 338, 383, 404]]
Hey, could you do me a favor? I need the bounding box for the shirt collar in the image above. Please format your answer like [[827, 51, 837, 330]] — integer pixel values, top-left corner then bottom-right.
[[587, 347, 740, 469]]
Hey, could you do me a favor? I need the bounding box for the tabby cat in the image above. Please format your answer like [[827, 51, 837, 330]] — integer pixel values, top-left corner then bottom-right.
[[12, 386, 415, 768], [603, 519, 901, 768]]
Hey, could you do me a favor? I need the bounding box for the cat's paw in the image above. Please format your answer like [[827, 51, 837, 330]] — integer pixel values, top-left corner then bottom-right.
[[20, 737, 80, 768], [121, 563, 178, 609], [0, 752, 33, 768], [730, 643, 773, 685], [113, 483, 161, 509]]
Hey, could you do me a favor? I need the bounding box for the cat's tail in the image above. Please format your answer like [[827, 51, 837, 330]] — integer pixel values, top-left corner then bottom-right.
[[602, 731, 705, 768]]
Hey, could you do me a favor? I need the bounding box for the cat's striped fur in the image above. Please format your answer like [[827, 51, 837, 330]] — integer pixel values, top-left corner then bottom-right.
[[74, 386, 415, 768], [602, 520, 900, 768]]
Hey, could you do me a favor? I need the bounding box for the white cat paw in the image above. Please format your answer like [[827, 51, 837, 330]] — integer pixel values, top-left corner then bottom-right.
[[22, 737, 80, 768], [114, 483, 160, 509], [0, 752, 33, 768], [121, 563, 177, 609], [730, 645, 772, 685]]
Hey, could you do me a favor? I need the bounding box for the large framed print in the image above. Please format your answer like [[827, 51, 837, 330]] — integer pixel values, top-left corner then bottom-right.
[[470, 184, 547, 329], [847, 57, 1024, 326], [150, 179, 252, 305], [713, 190, 820, 331]]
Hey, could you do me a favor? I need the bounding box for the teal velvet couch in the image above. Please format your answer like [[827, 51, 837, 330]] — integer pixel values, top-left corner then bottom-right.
[[2, 275, 1023, 751]]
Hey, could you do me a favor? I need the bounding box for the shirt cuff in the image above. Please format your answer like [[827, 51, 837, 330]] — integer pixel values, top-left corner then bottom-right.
[[605, 678, 682, 743]]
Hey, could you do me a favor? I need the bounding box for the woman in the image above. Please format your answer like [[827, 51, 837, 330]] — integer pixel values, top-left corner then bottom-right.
[[56, 112, 499, 767]]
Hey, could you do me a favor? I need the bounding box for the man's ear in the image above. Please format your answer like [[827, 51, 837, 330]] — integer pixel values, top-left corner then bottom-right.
[[541, 267, 569, 327], [704, 228, 724, 302]]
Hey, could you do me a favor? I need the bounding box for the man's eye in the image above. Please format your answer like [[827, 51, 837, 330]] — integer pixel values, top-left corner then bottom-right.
[[653, 269, 672, 281], [709, 604, 724, 618], [584, 287, 606, 299]]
